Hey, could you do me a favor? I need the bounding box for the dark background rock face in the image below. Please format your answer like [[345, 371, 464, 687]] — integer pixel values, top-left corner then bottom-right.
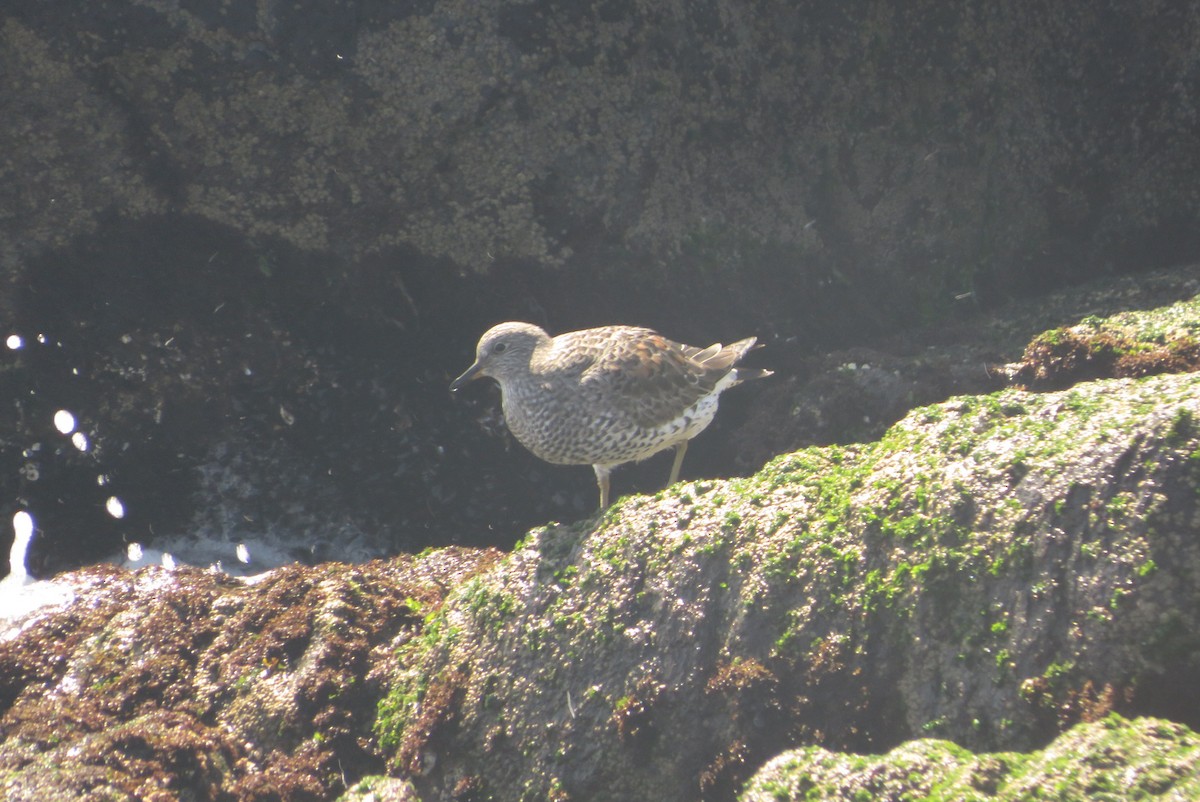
[[3, 1, 1200, 573]]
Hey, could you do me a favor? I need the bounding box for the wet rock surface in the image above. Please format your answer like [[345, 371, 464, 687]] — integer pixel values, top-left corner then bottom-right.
[[0, 548, 500, 801], [4, 2, 1200, 799], [377, 368, 1200, 800], [3, 297, 1200, 800], [740, 715, 1200, 802], [4, 2, 1200, 572], [735, 264, 1200, 468]]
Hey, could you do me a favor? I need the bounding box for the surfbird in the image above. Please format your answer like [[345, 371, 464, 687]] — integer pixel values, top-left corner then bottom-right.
[[451, 322, 772, 508]]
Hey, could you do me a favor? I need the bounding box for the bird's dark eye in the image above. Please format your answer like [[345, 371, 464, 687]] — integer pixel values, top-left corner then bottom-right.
[[493, 342, 508, 354]]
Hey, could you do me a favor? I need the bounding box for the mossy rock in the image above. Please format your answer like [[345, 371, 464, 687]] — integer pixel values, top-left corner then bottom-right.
[[378, 370, 1200, 801], [1014, 295, 1200, 389], [741, 713, 1200, 801]]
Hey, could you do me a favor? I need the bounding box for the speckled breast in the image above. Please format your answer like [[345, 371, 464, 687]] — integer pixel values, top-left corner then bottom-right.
[[502, 383, 720, 466]]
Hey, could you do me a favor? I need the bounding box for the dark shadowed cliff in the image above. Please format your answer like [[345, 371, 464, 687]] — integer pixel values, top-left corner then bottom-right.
[[3, 1, 1200, 568]]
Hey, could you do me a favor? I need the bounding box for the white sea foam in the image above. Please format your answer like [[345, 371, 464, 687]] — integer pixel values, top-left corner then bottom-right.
[[118, 532, 306, 577], [1, 512, 75, 637]]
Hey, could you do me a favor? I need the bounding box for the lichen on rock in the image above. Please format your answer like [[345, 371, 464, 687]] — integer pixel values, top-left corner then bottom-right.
[[740, 714, 1200, 801], [376, 366, 1200, 800]]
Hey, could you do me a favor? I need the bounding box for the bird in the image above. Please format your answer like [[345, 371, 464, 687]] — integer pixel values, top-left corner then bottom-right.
[[450, 321, 771, 509]]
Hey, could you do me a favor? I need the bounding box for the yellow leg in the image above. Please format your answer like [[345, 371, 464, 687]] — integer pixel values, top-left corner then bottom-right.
[[593, 465, 611, 509], [667, 441, 688, 487]]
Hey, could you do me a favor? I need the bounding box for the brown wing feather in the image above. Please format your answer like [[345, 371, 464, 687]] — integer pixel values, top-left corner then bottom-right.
[[577, 328, 733, 429]]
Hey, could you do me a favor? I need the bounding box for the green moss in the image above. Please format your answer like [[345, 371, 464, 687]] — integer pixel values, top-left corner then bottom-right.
[[553, 565, 578, 588], [375, 673, 427, 753], [743, 716, 1200, 801], [861, 567, 911, 615], [462, 577, 519, 630], [375, 363, 1200, 794]]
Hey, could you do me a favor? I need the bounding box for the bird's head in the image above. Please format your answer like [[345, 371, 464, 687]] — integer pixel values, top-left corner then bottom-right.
[[450, 322, 549, 391]]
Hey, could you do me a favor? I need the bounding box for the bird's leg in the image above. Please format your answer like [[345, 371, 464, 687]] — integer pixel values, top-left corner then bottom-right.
[[593, 464, 612, 509], [667, 441, 688, 488]]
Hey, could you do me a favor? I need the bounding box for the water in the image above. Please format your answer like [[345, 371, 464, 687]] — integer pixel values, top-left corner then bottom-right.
[[0, 499, 380, 638], [0, 511, 75, 635], [2, 326, 405, 585]]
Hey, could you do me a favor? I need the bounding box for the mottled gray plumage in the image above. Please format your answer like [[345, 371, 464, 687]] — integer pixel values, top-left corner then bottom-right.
[[451, 321, 772, 508]]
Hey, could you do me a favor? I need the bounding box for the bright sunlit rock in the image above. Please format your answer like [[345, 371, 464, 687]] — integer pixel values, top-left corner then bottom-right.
[[105, 496, 126, 519], [53, 410, 76, 435]]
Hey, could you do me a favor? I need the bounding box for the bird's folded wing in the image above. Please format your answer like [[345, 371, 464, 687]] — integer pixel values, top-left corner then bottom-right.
[[581, 330, 726, 429]]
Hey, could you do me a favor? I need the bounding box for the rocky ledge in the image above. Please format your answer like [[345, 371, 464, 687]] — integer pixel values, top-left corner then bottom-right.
[[4, 298, 1200, 801], [740, 714, 1200, 801]]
